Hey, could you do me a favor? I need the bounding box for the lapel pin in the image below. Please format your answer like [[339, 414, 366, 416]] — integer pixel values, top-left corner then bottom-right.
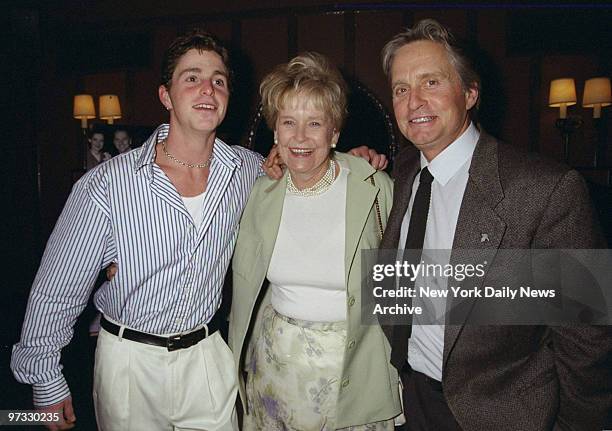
[[481, 233, 490, 243]]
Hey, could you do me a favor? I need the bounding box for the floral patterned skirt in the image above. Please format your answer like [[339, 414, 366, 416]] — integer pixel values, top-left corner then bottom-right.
[[243, 305, 394, 431]]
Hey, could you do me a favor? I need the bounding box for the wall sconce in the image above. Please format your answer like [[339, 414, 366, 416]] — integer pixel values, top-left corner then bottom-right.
[[73, 94, 96, 171], [99, 94, 122, 124], [73, 93, 123, 173], [583, 77, 611, 119], [549, 78, 582, 163], [583, 77, 611, 167], [73, 94, 96, 129], [549, 78, 577, 119]]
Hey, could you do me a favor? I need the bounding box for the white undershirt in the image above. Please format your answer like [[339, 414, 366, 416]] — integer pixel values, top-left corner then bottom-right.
[[399, 123, 479, 381], [267, 163, 348, 322], [182, 191, 206, 228]]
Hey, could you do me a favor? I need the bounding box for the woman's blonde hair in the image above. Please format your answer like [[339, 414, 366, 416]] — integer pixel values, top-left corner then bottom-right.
[[259, 52, 348, 130]]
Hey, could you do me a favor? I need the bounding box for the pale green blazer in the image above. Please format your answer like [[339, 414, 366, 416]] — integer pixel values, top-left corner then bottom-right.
[[229, 153, 401, 429]]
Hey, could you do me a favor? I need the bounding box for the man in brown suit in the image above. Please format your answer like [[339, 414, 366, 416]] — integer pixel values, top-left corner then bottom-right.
[[379, 19, 611, 430]]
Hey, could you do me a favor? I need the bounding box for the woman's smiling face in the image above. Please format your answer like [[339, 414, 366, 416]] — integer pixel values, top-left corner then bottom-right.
[[275, 93, 339, 188]]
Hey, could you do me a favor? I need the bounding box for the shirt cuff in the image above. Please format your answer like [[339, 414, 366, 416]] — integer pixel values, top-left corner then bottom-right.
[[32, 376, 71, 407]]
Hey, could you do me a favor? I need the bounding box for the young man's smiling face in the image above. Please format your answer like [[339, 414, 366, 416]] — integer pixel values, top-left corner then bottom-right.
[[391, 40, 478, 160], [159, 49, 229, 137]]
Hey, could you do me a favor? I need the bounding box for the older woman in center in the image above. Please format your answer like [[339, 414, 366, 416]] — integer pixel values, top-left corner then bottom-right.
[[229, 52, 400, 431]]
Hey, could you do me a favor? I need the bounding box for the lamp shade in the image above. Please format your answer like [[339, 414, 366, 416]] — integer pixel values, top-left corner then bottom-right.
[[99, 94, 122, 124], [582, 77, 611, 118], [549, 78, 577, 119], [73, 94, 96, 127]]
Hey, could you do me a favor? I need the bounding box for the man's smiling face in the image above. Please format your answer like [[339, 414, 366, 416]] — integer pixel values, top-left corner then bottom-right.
[[159, 48, 229, 136], [391, 40, 478, 160]]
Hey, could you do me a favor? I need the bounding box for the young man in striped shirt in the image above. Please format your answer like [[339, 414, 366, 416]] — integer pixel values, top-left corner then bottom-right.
[[13, 30, 263, 431]]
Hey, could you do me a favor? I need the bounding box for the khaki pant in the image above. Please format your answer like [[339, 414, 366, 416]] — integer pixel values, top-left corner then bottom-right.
[[94, 324, 238, 431]]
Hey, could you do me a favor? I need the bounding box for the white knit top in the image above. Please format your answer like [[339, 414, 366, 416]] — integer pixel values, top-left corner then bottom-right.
[[182, 191, 206, 227], [268, 163, 348, 322]]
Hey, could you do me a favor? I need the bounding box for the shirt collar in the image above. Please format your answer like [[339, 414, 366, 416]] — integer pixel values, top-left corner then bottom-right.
[[420, 122, 479, 186], [134, 124, 242, 180], [211, 136, 243, 170], [135, 124, 168, 178]]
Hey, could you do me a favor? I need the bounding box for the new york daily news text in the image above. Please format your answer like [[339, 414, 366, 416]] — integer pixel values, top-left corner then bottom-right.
[[361, 249, 612, 326]]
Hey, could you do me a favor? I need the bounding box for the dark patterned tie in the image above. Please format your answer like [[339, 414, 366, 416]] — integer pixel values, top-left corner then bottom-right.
[[391, 166, 434, 370]]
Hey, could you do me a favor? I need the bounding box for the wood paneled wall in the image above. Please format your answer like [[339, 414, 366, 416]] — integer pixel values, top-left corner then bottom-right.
[[10, 3, 612, 254]]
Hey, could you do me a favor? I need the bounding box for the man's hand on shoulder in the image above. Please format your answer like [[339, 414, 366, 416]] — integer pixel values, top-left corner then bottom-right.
[[38, 397, 76, 430], [263, 145, 284, 180], [348, 146, 389, 171]]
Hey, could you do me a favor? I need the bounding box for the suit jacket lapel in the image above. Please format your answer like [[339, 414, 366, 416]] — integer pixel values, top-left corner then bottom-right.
[[443, 133, 507, 367], [380, 149, 420, 250]]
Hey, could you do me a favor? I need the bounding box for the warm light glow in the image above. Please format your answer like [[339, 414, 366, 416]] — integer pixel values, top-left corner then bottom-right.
[[582, 77, 611, 118], [73, 94, 96, 128], [99, 94, 122, 124], [549, 78, 577, 119]]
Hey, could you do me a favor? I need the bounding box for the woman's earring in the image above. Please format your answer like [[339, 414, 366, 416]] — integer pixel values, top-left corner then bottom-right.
[[274, 136, 278, 145], [331, 143, 336, 148]]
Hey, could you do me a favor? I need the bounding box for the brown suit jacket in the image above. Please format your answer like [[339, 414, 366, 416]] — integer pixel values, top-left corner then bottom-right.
[[381, 132, 611, 430]]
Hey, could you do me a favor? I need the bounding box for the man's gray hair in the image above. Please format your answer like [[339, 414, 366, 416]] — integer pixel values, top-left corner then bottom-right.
[[381, 19, 480, 94]]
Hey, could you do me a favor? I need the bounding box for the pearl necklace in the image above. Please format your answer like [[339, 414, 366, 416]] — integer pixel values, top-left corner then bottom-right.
[[287, 159, 336, 197], [162, 140, 213, 169]]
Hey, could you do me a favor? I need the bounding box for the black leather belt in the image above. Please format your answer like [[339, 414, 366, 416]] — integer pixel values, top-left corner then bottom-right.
[[100, 315, 222, 352]]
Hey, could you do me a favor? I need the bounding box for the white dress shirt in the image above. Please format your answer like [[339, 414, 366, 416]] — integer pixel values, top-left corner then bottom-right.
[[399, 123, 479, 381]]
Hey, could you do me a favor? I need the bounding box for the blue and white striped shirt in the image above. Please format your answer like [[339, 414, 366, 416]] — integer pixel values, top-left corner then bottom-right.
[[11, 124, 263, 407]]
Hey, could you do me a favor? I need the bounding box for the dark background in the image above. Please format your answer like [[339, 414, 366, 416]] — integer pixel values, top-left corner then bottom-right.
[[4, 1, 611, 429]]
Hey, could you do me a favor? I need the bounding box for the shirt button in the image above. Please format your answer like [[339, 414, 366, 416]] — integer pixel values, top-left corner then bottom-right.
[[348, 296, 356, 306], [175, 318, 182, 326], [341, 378, 350, 388], [348, 340, 355, 349]]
